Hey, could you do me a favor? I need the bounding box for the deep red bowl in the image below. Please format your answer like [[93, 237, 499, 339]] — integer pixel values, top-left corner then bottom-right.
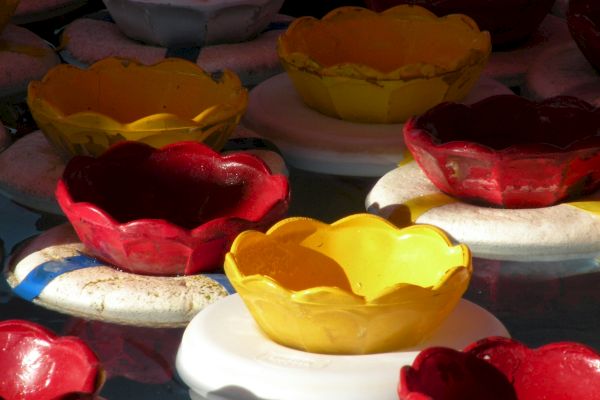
[[403, 95, 600, 208], [399, 337, 600, 400], [567, 0, 600, 71], [56, 141, 290, 276], [363, 0, 555, 47], [0, 320, 102, 400]]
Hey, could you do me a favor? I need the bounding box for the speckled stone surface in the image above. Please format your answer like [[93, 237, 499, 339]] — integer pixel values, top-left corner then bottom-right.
[[0, 25, 60, 99], [526, 42, 600, 104], [483, 14, 572, 88], [366, 162, 600, 262], [6, 224, 230, 327]]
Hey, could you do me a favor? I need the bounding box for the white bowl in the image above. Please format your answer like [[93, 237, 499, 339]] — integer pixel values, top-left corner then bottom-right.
[[103, 0, 285, 47]]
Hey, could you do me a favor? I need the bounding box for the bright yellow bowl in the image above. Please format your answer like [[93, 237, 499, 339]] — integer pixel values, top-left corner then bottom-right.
[[28, 58, 248, 159], [0, 0, 19, 33], [224, 213, 472, 355], [278, 6, 491, 124]]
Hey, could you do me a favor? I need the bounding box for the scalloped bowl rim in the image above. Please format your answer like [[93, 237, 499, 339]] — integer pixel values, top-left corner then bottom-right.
[[278, 6, 491, 81], [405, 95, 600, 155], [28, 58, 248, 132], [56, 142, 288, 240], [226, 214, 472, 305]]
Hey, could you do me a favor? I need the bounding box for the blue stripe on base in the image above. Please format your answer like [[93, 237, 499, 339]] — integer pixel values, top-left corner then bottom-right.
[[13, 254, 105, 302], [205, 274, 236, 294]]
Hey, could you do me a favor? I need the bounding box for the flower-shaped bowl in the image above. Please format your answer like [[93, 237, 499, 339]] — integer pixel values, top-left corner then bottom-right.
[[277, 6, 490, 124], [28, 57, 248, 160], [0, 0, 19, 33], [399, 337, 600, 400], [364, 0, 555, 47], [224, 213, 472, 355], [103, 0, 285, 48], [403, 95, 600, 208], [567, 0, 600, 71], [56, 140, 290, 276], [0, 320, 103, 400]]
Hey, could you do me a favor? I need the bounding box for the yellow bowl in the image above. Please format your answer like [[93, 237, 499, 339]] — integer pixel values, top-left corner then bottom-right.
[[28, 58, 248, 159], [224, 214, 472, 355], [278, 6, 491, 124], [0, 0, 19, 33]]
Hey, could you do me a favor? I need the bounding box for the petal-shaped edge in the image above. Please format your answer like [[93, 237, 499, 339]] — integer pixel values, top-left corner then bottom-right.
[[278, 5, 491, 81], [28, 57, 248, 134], [225, 214, 471, 305], [400, 337, 600, 400], [0, 320, 103, 400], [56, 141, 290, 275]]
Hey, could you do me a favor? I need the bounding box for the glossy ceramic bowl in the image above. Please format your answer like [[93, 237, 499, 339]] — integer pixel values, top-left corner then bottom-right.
[[277, 6, 490, 123], [399, 337, 600, 399], [225, 214, 472, 355], [0, 0, 19, 33], [0, 320, 102, 400], [404, 95, 600, 208], [103, 0, 285, 48], [28, 58, 248, 160], [56, 141, 290, 276], [364, 0, 556, 47], [567, 0, 600, 71]]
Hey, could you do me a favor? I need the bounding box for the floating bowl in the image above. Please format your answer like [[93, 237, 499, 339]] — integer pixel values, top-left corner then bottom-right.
[[364, 0, 555, 47], [403, 95, 600, 208], [224, 214, 472, 355], [277, 6, 490, 123], [399, 337, 600, 400], [0, 0, 18, 33], [103, 0, 285, 48], [567, 0, 600, 71], [28, 58, 248, 160], [0, 320, 103, 400], [56, 141, 290, 276]]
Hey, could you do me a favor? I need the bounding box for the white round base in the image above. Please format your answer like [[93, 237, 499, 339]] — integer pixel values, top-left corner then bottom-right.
[[526, 42, 600, 104], [6, 224, 234, 327], [243, 73, 510, 177], [366, 162, 600, 262], [483, 14, 571, 88], [176, 294, 508, 400]]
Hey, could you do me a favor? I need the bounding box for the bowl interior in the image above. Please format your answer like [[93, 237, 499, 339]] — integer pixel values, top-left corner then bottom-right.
[[415, 95, 600, 150], [31, 60, 242, 124], [232, 221, 465, 299], [281, 7, 488, 74], [63, 143, 278, 230]]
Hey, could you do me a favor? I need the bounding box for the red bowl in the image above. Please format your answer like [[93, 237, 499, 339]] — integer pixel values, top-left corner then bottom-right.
[[567, 0, 600, 71], [403, 95, 600, 208], [0, 320, 102, 400], [363, 0, 555, 47], [56, 141, 290, 276], [399, 337, 600, 400]]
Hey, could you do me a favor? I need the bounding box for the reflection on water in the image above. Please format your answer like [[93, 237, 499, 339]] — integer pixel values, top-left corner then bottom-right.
[[466, 256, 600, 348]]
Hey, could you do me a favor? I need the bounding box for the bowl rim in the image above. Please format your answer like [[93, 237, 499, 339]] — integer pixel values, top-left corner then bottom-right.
[[404, 94, 600, 156], [27, 57, 248, 133], [277, 5, 491, 81], [225, 213, 472, 306], [55, 140, 290, 240]]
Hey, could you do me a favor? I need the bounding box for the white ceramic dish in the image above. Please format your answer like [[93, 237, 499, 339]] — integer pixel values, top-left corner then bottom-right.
[[243, 73, 511, 177], [5, 224, 234, 327], [176, 294, 508, 400], [366, 161, 600, 262], [103, 0, 284, 47]]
